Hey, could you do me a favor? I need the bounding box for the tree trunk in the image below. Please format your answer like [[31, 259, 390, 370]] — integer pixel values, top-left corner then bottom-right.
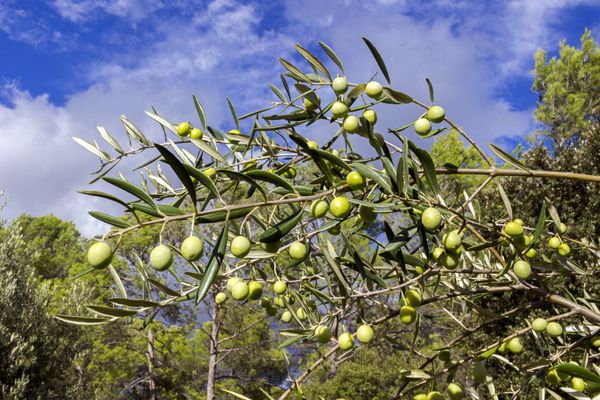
[[207, 300, 220, 400], [147, 327, 157, 400]]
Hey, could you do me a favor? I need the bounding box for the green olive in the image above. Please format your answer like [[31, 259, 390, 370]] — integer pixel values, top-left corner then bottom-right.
[[181, 236, 203, 261], [176, 122, 191, 137], [513, 260, 531, 280], [230, 236, 251, 258], [343, 115, 360, 133], [330, 196, 351, 218], [87, 242, 113, 269], [311, 199, 329, 218], [427, 105, 446, 123], [247, 281, 263, 300], [356, 324, 374, 344], [150, 244, 173, 271], [338, 332, 354, 350], [331, 101, 349, 118], [231, 280, 249, 301], [346, 171, 365, 190], [414, 118, 432, 136], [365, 81, 383, 98], [331, 76, 348, 94], [273, 280, 287, 295], [421, 207, 442, 231]]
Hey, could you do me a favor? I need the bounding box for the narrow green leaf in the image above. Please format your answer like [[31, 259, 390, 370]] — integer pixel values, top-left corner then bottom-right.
[[145, 110, 177, 134], [351, 162, 393, 195], [497, 183, 513, 220], [362, 37, 391, 84], [192, 94, 207, 131], [73, 137, 109, 161], [425, 78, 434, 103], [155, 143, 197, 208], [544, 197, 562, 231], [382, 87, 412, 104], [278, 58, 311, 83], [318, 41, 344, 73], [295, 43, 331, 80], [191, 138, 229, 165], [347, 84, 365, 99], [130, 203, 185, 217], [54, 314, 111, 325], [220, 388, 253, 400], [245, 169, 295, 193], [270, 84, 288, 102], [88, 211, 132, 228], [409, 141, 440, 196], [109, 298, 160, 308], [196, 223, 228, 304], [489, 144, 530, 172], [226, 96, 240, 132], [197, 206, 254, 223], [86, 305, 138, 318], [148, 278, 181, 297], [307, 148, 351, 171], [182, 163, 222, 201], [258, 208, 303, 243], [97, 126, 125, 154], [103, 176, 157, 210], [78, 190, 133, 212], [121, 115, 152, 145], [556, 363, 600, 383], [216, 169, 267, 200]]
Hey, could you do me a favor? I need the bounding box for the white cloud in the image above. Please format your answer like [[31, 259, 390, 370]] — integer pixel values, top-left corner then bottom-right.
[[51, 0, 166, 23]]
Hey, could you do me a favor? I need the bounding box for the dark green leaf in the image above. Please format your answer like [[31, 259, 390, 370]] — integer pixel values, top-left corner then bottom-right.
[[245, 169, 295, 193], [196, 223, 228, 304], [318, 41, 344, 73], [259, 208, 303, 243], [426, 78, 434, 103], [54, 315, 111, 325], [489, 144, 530, 172], [556, 364, 600, 384], [192, 94, 207, 131], [86, 305, 139, 318], [109, 298, 160, 308], [216, 169, 267, 200], [155, 143, 197, 208], [88, 211, 132, 228], [183, 163, 222, 201], [362, 37, 391, 84], [409, 141, 440, 196], [351, 162, 393, 195], [278, 58, 311, 83], [295, 43, 331, 80], [103, 176, 157, 210], [382, 87, 412, 104], [148, 278, 181, 297]]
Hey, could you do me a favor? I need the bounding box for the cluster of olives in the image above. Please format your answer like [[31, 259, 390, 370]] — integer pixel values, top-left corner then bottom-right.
[[546, 362, 586, 392], [412, 382, 464, 400], [502, 219, 535, 279], [325, 76, 381, 134], [175, 121, 204, 140], [547, 222, 570, 255], [400, 288, 421, 325], [531, 317, 563, 337], [336, 323, 375, 351], [414, 105, 446, 137]]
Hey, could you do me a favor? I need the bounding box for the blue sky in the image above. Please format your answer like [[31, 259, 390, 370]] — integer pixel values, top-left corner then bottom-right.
[[0, 0, 599, 235]]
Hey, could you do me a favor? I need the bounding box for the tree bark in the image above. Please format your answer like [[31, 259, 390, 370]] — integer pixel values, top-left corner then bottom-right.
[[207, 300, 220, 400], [147, 327, 157, 400]]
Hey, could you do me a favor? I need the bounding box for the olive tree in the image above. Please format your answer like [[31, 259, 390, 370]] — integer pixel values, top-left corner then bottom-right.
[[61, 38, 600, 400]]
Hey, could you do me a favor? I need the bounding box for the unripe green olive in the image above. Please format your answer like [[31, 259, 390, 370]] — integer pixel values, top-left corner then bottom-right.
[[150, 244, 173, 271], [315, 325, 332, 343], [260, 297, 271, 308], [288, 241, 307, 260], [405, 289, 422, 307], [231, 280, 249, 301], [356, 324, 374, 344], [228, 129, 241, 135], [359, 205, 377, 223], [343, 115, 360, 133], [446, 382, 464, 400], [307, 140, 318, 150], [331, 76, 348, 94], [558, 243, 571, 256], [328, 224, 341, 235], [421, 207, 442, 231], [261, 240, 281, 253], [331, 101, 348, 118], [514, 218, 525, 225], [230, 236, 251, 258], [281, 310, 292, 323], [311, 199, 328, 218], [176, 122, 191, 137], [190, 128, 203, 140], [273, 280, 287, 295], [413, 394, 428, 400], [546, 368, 562, 385], [215, 292, 227, 304], [273, 296, 285, 308], [591, 337, 600, 347], [426, 391, 444, 400], [283, 167, 296, 179], [546, 321, 563, 337], [548, 236, 561, 249], [504, 221, 524, 237], [432, 247, 444, 261], [441, 252, 460, 269], [414, 118, 432, 136], [247, 281, 263, 300], [226, 277, 241, 292], [330, 196, 351, 218], [362, 109, 377, 125], [181, 236, 203, 261], [443, 230, 462, 251], [400, 305, 417, 325], [559, 222, 568, 233], [438, 350, 451, 361], [338, 332, 354, 350], [427, 105, 446, 123], [87, 242, 113, 269], [513, 260, 531, 280], [507, 337, 523, 353], [571, 377, 586, 392], [203, 167, 216, 178], [525, 248, 537, 258], [346, 171, 365, 190], [531, 318, 548, 332], [296, 307, 307, 320], [365, 81, 383, 98]]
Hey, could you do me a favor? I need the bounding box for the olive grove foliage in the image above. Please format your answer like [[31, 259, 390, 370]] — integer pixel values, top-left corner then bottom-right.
[[64, 38, 600, 400]]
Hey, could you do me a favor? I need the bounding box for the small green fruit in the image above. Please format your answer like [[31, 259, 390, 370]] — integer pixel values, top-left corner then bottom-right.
[[346, 171, 365, 190], [531, 318, 548, 332], [400, 305, 417, 325], [261, 240, 281, 253], [441, 252, 460, 269], [472, 363, 487, 385], [307, 140, 318, 150], [362, 109, 377, 124], [273, 280, 287, 295], [548, 236, 561, 249], [365, 81, 383, 98], [513, 260, 531, 280], [289, 242, 307, 260], [426, 391, 444, 400], [273, 296, 285, 308], [150, 245, 173, 271], [546, 368, 562, 385], [558, 243, 571, 256], [230, 236, 251, 258], [215, 292, 227, 304], [356, 324, 374, 344], [343, 115, 360, 133], [507, 337, 523, 354], [414, 118, 432, 136], [405, 289, 422, 307], [177, 122, 191, 137], [283, 167, 296, 179], [359, 205, 377, 223], [591, 337, 600, 347], [311, 199, 329, 218], [438, 350, 451, 361], [281, 310, 292, 323], [226, 277, 241, 292], [328, 224, 341, 235], [181, 236, 203, 261], [504, 221, 524, 237], [304, 96, 318, 110], [315, 325, 332, 343], [331, 101, 348, 118], [203, 167, 216, 178], [190, 128, 203, 140], [338, 332, 354, 350], [87, 242, 113, 269], [559, 223, 568, 234], [571, 377, 586, 392], [498, 341, 508, 353], [514, 218, 525, 225], [330, 196, 351, 218], [427, 105, 446, 123], [443, 230, 462, 251], [413, 394, 428, 400], [296, 307, 307, 320], [231, 280, 249, 301], [248, 281, 263, 300], [525, 248, 537, 258], [446, 382, 464, 400], [546, 322, 563, 337], [228, 129, 241, 135], [332, 76, 348, 94], [260, 297, 271, 308], [421, 207, 442, 231], [432, 247, 444, 261]]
